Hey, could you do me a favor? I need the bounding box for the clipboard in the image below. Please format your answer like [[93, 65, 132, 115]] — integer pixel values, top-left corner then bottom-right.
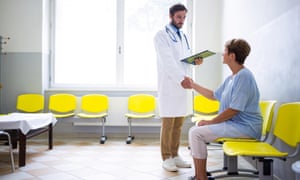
[[181, 50, 216, 65]]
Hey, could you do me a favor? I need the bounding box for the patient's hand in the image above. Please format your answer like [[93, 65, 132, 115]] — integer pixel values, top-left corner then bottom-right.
[[197, 120, 211, 126]]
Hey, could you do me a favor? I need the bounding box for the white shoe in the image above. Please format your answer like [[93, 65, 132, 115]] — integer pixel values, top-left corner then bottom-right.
[[162, 158, 178, 172], [173, 156, 191, 168]]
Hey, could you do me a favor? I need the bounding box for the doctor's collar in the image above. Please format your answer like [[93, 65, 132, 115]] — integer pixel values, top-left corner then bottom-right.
[[169, 23, 180, 32]]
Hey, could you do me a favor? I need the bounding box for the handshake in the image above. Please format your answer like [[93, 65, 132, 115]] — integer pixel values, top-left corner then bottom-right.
[[181, 76, 194, 89]]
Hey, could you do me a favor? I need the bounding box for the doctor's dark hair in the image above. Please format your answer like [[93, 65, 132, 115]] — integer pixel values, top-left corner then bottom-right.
[[169, 3, 187, 16], [225, 38, 251, 65]]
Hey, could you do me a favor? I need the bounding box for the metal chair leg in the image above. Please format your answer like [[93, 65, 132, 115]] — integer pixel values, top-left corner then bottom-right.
[[1, 131, 15, 172], [209, 155, 259, 179], [208, 152, 258, 179], [126, 118, 134, 144], [100, 117, 107, 144], [7, 133, 15, 172], [258, 158, 273, 180]]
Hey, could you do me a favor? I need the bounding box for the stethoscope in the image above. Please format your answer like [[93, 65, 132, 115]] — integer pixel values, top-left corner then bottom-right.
[[165, 26, 190, 50]]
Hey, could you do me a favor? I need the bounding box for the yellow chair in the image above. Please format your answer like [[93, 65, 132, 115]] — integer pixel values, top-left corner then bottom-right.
[[16, 93, 44, 113], [222, 102, 300, 179], [207, 100, 277, 179], [77, 94, 109, 144], [125, 94, 156, 144], [49, 93, 77, 118], [0, 130, 15, 172], [259, 100, 277, 141], [192, 95, 220, 123]]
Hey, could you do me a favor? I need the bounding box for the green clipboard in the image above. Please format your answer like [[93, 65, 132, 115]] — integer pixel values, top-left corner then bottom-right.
[[181, 50, 216, 65]]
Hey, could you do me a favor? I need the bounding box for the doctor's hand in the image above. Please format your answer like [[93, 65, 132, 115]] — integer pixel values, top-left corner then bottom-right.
[[194, 57, 203, 65]]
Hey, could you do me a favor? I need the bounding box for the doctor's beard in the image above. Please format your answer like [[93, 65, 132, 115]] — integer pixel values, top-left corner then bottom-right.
[[171, 21, 183, 29]]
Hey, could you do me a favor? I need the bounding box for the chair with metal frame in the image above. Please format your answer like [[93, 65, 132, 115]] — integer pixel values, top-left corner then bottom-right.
[[0, 130, 15, 172], [16, 93, 44, 113], [48, 93, 77, 118], [222, 102, 300, 180], [77, 94, 109, 144], [207, 100, 277, 179], [125, 94, 156, 144]]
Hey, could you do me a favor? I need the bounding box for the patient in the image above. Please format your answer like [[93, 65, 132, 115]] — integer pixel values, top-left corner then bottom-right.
[[184, 38, 262, 180]]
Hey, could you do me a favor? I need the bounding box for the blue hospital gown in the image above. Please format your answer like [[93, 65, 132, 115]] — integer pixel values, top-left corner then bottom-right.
[[210, 68, 262, 139]]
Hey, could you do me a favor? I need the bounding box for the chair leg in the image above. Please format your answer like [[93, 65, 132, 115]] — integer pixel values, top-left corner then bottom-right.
[[226, 155, 259, 175], [1, 131, 15, 172], [257, 158, 273, 180], [100, 117, 107, 144], [209, 155, 258, 179], [7, 133, 15, 172], [126, 118, 134, 144], [208, 153, 259, 179], [226, 155, 238, 175]]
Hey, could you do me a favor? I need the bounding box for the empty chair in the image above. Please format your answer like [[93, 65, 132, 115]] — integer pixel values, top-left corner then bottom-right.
[[222, 102, 300, 179], [16, 93, 44, 113], [125, 94, 156, 144], [192, 94, 220, 123], [207, 100, 277, 179], [0, 130, 15, 172], [77, 94, 109, 144], [49, 93, 77, 118]]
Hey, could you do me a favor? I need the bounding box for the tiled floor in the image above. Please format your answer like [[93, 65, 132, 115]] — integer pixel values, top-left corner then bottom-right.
[[0, 137, 258, 180]]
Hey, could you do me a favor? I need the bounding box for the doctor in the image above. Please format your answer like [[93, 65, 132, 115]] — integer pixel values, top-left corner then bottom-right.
[[154, 3, 202, 172]]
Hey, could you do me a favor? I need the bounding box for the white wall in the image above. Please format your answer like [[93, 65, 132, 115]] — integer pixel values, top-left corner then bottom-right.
[[0, 0, 44, 113], [0, 0, 43, 52], [193, 0, 222, 90], [222, 0, 300, 103]]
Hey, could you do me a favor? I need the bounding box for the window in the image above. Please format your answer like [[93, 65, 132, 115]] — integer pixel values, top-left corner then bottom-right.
[[51, 0, 189, 89]]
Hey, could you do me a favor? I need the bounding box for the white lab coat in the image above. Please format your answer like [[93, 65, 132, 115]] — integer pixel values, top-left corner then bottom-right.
[[154, 24, 192, 117]]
